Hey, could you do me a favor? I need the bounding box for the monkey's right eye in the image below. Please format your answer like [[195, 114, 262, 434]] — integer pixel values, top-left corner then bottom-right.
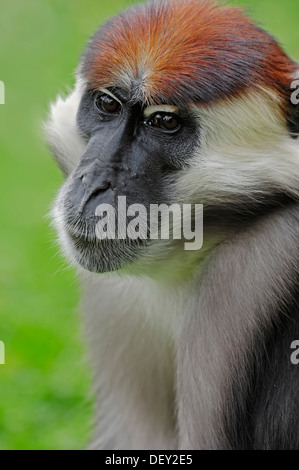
[[95, 93, 121, 114]]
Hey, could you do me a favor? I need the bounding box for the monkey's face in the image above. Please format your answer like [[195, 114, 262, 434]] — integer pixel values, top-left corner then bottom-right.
[[54, 87, 199, 273], [48, 0, 299, 274]]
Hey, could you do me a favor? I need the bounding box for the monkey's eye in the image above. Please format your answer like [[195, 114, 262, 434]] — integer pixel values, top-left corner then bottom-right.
[[95, 93, 121, 114], [144, 113, 181, 133]]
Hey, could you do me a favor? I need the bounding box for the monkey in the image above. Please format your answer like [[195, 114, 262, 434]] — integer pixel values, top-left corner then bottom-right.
[[45, 0, 299, 450]]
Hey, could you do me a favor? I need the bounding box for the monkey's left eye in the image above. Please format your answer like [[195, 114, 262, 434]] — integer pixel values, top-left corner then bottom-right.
[[95, 93, 121, 114], [144, 113, 181, 133]]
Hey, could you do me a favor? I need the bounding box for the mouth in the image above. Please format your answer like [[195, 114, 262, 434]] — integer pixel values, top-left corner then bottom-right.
[[64, 221, 147, 273]]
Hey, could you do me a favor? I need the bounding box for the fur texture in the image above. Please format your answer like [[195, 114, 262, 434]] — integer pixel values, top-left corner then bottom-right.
[[45, 0, 299, 450], [82, 0, 295, 107]]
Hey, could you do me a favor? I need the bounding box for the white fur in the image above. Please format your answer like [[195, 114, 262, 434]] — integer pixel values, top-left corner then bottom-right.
[[178, 87, 299, 204], [44, 79, 87, 175], [81, 273, 183, 449]]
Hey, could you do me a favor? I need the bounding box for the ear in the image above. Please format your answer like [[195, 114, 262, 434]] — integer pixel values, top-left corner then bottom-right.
[[44, 80, 87, 176], [288, 67, 299, 138]]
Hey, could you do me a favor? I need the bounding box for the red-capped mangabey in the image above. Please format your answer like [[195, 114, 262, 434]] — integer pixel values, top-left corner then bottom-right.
[[45, 0, 299, 450]]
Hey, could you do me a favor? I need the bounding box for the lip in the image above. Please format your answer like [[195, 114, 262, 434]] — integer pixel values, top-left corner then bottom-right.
[[65, 227, 147, 274], [64, 216, 99, 243], [65, 220, 149, 247]]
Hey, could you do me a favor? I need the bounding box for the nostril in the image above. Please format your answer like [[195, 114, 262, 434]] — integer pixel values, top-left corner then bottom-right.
[[91, 182, 112, 195], [80, 173, 112, 192], [78, 182, 112, 214], [81, 174, 90, 188]]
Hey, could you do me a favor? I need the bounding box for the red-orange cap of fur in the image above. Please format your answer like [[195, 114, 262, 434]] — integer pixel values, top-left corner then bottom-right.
[[82, 0, 295, 106]]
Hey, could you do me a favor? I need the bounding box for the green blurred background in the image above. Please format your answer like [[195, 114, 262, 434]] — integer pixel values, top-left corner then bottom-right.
[[0, 0, 298, 450]]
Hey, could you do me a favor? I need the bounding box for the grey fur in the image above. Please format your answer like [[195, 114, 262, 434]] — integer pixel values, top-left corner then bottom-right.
[[176, 205, 299, 449]]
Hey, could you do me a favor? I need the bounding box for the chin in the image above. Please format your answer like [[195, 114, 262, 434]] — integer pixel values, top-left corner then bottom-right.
[[65, 229, 146, 274]]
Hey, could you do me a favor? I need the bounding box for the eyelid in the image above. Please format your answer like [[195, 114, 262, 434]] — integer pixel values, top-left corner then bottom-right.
[[143, 105, 179, 118], [99, 88, 123, 105]]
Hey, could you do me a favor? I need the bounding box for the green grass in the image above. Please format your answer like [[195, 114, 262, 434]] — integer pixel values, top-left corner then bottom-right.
[[0, 0, 298, 450]]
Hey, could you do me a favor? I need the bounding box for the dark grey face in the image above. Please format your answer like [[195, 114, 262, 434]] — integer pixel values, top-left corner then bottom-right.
[[60, 87, 199, 273]]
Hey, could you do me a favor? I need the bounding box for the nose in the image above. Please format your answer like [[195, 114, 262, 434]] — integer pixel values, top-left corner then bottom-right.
[[81, 172, 111, 193], [77, 161, 115, 214]]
